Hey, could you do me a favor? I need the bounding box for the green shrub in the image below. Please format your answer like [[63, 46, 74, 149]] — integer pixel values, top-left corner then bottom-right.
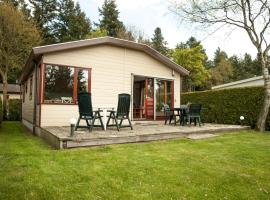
[[181, 87, 270, 129], [0, 97, 2, 124], [8, 99, 21, 121]]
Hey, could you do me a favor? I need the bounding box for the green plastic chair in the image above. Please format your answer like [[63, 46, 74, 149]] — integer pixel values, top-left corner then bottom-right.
[[186, 104, 202, 126], [75, 92, 104, 131], [163, 103, 177, 125], [106, 93, 133, 131]]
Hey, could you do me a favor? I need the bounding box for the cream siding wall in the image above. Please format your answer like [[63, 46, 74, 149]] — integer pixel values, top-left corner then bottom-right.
[[22, 71, 36, 123], [41, 45, 181, 127]]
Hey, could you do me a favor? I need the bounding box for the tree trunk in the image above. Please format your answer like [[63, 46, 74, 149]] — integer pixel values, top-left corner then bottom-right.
[[256, 58, 270, 131], [2, 76, 8, 120]]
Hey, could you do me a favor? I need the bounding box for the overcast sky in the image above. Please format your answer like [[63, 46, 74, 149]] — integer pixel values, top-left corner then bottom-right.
[[77, 0, 257, 59]]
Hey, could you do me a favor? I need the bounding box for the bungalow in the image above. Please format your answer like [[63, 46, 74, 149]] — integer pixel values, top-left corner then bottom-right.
[[212, 76, 263, 90], [19, 37, 189, 134]]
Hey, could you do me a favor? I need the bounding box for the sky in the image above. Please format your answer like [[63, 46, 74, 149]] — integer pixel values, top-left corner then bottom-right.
[[77, 0, 257, 59]]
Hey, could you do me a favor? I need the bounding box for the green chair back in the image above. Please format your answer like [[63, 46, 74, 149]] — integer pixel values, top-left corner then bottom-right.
[[116, 93, 130, 117], [188, 104, 202, 116], [162, 103, 171, 115], [78, 92, 93, 117]]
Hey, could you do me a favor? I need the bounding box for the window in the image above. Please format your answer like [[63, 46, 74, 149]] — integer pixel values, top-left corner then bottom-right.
[[44, 65, 74, 104], [29, 75, 33, 100], [43, 64, 91, 104]]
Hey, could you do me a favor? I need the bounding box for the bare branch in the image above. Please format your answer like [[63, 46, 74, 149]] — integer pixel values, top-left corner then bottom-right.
[[246, 0, 260, 46]]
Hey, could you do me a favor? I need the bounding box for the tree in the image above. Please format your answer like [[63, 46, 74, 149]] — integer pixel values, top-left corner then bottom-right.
[[1, 0, 31, 17], [172, 0, 270, 131], [54, 0, 91, 43], [116, 26, 135, 41], [29, 0, 57, 44], [151, 27, 169, 56], [86, 28, 107, 39], [176, 36, 211, 69], [138, 36, 151, 46], [0, 2, 41, 118], [176, 36, 201, 49], [230, 53, 261, 81], [116, 25, 150, 42], [98, 0, 124, 37], [211, 57, 234, 85], [172, 45, 210, 91], [213, 48, 228, 66]]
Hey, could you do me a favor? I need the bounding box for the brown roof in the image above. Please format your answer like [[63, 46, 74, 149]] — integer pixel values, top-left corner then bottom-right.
[[19, 37, 189, 83], [0, 84, 20, 93]]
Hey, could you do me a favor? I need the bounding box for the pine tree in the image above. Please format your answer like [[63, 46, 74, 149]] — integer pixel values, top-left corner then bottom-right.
[[176, 36, 201, 49], [213, 47, 228, 66], [29, 0, 58, 44], [98, 0, 124, 37], [54, 0, 91, 43], [151, 27, 169, 56], [230, 53, 262, 81]]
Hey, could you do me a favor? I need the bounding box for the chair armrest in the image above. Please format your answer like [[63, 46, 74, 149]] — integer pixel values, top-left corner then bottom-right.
[[107, 110, 116, 113]]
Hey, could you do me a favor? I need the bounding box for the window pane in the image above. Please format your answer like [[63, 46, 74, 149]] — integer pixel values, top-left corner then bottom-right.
[[155, 79, 165, 116], [167, 81, 173, 108], [155, 80, 173, 117], [77, 69, 89, 93], [147, 78, 154, 98], [44, 65, 74, 104]]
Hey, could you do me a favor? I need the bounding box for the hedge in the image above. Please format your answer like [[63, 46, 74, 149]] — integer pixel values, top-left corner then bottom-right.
[[181, 87, 270, 130], [8, 99, 21, 121]]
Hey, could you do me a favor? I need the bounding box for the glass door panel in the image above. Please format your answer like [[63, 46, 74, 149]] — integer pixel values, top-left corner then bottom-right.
[[155, 79, 173, 118], [145, 78, 154, 119], [155, 80, 165, 117]]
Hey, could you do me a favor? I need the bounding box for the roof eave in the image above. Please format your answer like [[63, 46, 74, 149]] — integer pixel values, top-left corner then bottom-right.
[[20, 37, 189, 82]]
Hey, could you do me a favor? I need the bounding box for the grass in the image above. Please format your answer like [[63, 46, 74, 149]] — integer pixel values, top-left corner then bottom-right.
[[0, 122, 270, 200]]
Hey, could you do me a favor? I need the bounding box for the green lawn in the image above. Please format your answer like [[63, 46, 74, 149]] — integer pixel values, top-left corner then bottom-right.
[[0, 122, 270, 200]]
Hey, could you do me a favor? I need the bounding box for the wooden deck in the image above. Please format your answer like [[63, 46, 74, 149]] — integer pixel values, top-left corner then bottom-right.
[[41, 121, 249, 149]]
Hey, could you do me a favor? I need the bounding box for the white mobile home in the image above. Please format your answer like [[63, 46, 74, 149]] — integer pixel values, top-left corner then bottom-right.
[[19, 37, 189, 134], [212, 76, 264, 90]]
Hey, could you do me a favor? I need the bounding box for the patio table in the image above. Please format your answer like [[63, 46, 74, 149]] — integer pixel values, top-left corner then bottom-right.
[[96, 106, 115, 131], [174, 105, 188, 126]]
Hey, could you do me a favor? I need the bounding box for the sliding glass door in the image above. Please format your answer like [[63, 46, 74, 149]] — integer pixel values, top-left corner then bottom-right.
[[155, 79, 174, 118]]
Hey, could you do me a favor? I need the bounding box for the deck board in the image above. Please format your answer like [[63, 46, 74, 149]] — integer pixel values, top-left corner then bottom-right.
[[41, 122, 249, 149]]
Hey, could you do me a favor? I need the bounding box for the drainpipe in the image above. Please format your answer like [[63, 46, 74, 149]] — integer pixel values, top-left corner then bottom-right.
[[19, 81, 22, 122], [131, 73, 134, 120], [32, 61, 38, 135]]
